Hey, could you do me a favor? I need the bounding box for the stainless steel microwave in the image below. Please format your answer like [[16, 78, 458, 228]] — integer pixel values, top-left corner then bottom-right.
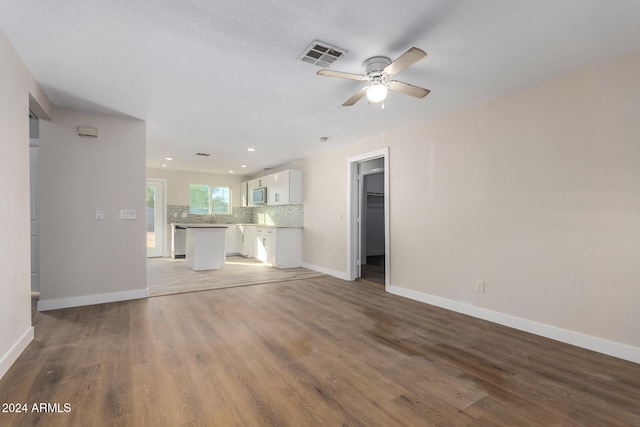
[[252, 187, 267, 205]]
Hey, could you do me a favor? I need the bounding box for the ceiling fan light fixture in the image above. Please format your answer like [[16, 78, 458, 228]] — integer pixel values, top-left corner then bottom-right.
[[367, 81, 388, 103]]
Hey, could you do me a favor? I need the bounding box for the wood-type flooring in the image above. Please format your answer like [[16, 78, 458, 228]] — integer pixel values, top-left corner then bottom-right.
[[147, 255, 325, 296], [1, 276, 639, 426]]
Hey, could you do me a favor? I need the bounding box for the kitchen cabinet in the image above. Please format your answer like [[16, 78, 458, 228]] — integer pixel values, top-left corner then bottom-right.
[[241, 181, 248, 207], [237, 225, 256, 258], [268, 169, 302, 205], [225, 224, 238, 255], [256, 227, 276, 265], [246, 177, 266, 206], [255, 226, 302, 268], [244, 169, 302, 206], [181, 224, 228, 271]]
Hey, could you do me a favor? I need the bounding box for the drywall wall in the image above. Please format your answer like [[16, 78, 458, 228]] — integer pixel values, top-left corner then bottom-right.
[[298, 51, 640, 361], [38, 108, 148, 310], [0, 30, 52, 379], [146, 168, 244, 255], [146, 168, 243, 207]]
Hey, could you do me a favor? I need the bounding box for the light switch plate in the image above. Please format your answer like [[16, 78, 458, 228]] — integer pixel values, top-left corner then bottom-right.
[[96, 209, 104, 220], [120, 209, 136, 220]]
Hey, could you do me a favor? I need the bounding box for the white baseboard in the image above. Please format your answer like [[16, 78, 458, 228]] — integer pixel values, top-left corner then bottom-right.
[[302, 262, 350, 281], [387, 285, 640, 365], [38, 288, 149, 311], [0, 326, 34, 380]]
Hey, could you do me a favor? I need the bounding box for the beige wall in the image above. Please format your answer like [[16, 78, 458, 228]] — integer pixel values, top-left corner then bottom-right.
[[39, 108, 148, 309], [298, 52, 640, 357], [146, 168, 244, 207], [146, 168, 244, 255], [0, 30, 52, 378]]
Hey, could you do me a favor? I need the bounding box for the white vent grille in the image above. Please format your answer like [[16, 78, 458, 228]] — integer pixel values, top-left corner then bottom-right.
[[298, 40, 347, 68]]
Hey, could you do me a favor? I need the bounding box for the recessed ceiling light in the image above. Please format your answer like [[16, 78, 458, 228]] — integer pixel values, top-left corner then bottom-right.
[[165, 157, 173, 161], [228, 170, 234, 173], [247, 147, 256, 152], [162, 164, 167, 167], [241, 165, 247, 168]]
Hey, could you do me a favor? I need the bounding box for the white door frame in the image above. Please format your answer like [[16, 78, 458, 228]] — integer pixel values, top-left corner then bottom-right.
[[146, 178, 167, 257], [30, 139, 40, 292], [347, 147, 390, 286]]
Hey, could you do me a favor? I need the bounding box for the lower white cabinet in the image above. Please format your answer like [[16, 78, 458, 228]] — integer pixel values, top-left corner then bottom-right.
[[237, 225, 256, 258], [225, 224, 238, 255], [255, 227, 302, 268]]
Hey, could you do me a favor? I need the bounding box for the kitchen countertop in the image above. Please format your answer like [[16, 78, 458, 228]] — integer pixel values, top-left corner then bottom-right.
[[171, 223, 229, 228], [238, 224, 303, 228], [172, 223, 302, 229]]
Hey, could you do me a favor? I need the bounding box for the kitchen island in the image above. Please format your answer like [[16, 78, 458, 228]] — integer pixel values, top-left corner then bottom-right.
[[171, 223, 228, 271]]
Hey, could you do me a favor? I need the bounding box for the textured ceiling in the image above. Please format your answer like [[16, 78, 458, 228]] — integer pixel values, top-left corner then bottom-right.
[[2, 0, 640, 176]]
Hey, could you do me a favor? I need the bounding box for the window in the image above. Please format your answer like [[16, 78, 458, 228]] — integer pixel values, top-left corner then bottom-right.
[[189, 184, 231, 215]]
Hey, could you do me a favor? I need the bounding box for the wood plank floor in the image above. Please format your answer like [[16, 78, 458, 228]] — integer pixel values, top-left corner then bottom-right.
[[360, 255, 385, 286], [147, 255, 326, 296], [1, 276, 639, 426]]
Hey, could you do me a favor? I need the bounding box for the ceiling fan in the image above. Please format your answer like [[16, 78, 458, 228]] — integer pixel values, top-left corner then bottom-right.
[[317, 47, 430, 107]]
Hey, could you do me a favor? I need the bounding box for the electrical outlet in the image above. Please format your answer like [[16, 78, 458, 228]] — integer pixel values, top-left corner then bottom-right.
[[476, 282, 485, 293]]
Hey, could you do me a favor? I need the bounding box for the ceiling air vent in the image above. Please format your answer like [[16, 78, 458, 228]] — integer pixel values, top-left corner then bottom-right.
[[298, 40, 347, 68]]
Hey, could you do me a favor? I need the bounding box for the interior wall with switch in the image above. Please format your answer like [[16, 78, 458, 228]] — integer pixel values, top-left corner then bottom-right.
[[293, 51, 640, 355], [39, 107, 147, 308], [0, 29, 53, 379]]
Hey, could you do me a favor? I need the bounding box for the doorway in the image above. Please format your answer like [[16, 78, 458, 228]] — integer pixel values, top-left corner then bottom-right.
[[361, 170, 385, 286], [347, 148, 390, 288], [146, 179, 166, 257]]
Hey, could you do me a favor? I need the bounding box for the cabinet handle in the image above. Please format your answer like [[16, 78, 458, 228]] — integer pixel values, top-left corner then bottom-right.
[[275, 193, 279, 202], [263, 238, 266, 246]]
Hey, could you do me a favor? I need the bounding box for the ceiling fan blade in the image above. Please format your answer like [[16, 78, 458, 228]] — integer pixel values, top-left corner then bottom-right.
[[387, 80, 430, 98], [343, 86, 368, 106], [317, 69, 367, 81], [383, 47, 427, 76]]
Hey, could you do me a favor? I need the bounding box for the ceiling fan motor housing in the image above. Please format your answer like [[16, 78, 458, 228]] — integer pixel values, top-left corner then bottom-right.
[[363, 56, 391, 77]]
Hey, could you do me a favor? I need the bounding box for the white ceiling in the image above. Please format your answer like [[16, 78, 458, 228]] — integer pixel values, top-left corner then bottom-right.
[[2, 1, 640, 176]]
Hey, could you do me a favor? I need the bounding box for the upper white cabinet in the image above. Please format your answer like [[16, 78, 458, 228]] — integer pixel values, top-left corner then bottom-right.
[[241, 181, 248, 207], [268, 169, 302, 205], [246, 178, 262, 206], [243, 169, 302, 206]]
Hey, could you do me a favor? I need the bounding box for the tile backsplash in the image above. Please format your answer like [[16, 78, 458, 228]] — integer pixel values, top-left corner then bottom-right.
[[167, 204, 303, 227]]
